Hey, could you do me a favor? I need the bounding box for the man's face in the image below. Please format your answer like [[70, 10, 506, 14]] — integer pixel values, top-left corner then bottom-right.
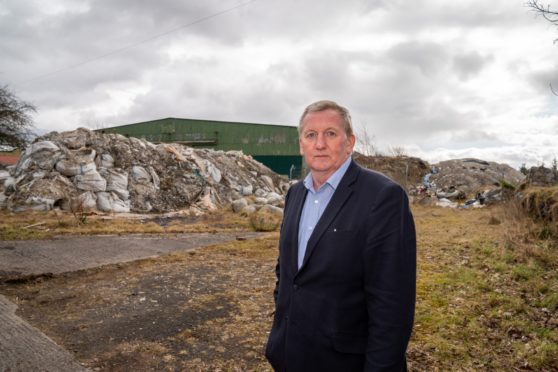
[[299, 109, 356, 178]]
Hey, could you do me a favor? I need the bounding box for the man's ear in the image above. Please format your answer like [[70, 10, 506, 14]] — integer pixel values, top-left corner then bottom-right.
[[347, 134, 356, 152]]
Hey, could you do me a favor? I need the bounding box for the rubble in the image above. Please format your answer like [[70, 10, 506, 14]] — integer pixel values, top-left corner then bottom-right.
[[424, 158, 525, 202], [0, 128, 289, 214], [354, 154, 526, 208]]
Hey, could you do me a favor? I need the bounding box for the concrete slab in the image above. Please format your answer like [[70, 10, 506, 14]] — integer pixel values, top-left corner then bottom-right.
[[0, 294, 89, 372], [0, 232, 266, 280]]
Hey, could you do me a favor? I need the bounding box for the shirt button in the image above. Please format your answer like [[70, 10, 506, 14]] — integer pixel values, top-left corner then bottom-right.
[[314, 200, 318, 204]]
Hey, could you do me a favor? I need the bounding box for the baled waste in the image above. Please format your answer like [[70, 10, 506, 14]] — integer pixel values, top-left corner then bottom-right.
[[0, 128, 289, 214]]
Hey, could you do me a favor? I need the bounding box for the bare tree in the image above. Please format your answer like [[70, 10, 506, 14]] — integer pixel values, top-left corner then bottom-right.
[[526, 1, 558, 94], [0, 85, 36, 148], [355, 124, 378, 156], [389, 145, 407, 157], [85, 119, 107, 130]]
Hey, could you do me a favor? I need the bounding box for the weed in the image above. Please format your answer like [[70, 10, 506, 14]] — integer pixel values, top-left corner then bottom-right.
[[512, 264, 538, 281], [499, 179, 516, 190], [249, 210, 281, 232], [540, 292, 558, 311]]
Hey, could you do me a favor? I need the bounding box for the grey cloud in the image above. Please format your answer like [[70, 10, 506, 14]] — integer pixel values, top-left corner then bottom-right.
[[1, 0, 245, 88], [448, 129, 507, 148], [303, 51, 352, 93], [527, 67, 558, 94], [288, 45, 476, 143], [376, 0, 529, 32], [453, 52, 493, 81], [386, 41, 449, 77]]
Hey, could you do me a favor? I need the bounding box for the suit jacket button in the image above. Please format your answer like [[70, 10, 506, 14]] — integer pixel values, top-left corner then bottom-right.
[[293, 284, 299, 290], [284, 316, 289, 321]]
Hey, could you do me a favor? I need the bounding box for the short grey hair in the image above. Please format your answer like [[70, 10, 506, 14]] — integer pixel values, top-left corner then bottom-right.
[[298, 100, 354, 137]]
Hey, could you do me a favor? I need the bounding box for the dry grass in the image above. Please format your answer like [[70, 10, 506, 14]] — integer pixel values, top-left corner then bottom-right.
[[519, 186, 558, 240], [0, 209, 256, 240]]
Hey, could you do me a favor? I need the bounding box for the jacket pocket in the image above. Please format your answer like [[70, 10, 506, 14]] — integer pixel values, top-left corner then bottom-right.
[[332, 333, 367, 354]]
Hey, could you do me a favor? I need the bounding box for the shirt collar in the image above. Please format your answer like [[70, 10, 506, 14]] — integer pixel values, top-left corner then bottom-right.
[[303, 156, 352, 192]]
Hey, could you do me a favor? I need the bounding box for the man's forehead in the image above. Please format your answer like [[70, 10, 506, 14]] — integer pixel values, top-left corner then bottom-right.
[[302, 110, 343, 127]]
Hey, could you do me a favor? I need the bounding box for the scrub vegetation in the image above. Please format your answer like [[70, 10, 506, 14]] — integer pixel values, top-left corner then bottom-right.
[[0, 204, 556, 370]]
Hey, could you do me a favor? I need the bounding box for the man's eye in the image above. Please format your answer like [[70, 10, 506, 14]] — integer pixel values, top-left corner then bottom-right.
[[305, 132, 317, 139], [325, 131, 337, 137]]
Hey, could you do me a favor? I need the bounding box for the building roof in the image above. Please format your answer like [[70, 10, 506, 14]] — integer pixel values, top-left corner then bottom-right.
[[106, 117, 297, 130]]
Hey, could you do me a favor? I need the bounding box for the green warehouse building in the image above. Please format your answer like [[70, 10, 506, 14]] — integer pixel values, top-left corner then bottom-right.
[[100, 117, 302, 179]]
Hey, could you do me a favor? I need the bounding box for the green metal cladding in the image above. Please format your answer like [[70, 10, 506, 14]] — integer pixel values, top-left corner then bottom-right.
[[100, 117, 302, 178]]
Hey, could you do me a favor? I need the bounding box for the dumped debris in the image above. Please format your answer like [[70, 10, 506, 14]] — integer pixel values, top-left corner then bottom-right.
[[0, 128, 289, 214], [353, 155, 528, 208], [424, 158, 525, 200], [526, 165, 558, 186]]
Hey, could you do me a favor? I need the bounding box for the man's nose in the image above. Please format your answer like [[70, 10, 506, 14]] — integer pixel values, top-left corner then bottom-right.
[[315, 133, 326, 149]]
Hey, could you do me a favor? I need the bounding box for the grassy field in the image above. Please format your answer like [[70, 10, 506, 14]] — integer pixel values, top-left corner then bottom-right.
[[410, 204, 557, 371], [0, 204, 556, 370]]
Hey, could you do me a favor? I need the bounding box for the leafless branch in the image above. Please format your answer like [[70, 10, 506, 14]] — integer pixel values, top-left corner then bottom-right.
[[526, 0, 558, 23]]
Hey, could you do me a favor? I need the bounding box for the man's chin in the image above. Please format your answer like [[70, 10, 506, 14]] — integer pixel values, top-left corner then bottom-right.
[[308, 164, 333, 173]]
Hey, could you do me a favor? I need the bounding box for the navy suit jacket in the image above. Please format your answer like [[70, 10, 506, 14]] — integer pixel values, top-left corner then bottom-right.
[[265, 160, 416, 372]]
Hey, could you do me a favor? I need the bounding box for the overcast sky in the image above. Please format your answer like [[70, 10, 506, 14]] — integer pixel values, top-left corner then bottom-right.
[[1, 0, 557, 168]]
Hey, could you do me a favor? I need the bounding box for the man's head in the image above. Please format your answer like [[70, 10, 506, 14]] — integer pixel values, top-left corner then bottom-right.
[[298, 100, 356, 182], [298, 100, 354, 137]]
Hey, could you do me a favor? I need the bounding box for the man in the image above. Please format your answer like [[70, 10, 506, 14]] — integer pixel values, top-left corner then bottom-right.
[[265, 100, 416, 371]]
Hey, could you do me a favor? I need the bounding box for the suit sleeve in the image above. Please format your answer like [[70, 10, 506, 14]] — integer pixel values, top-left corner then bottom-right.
[[363, 183, 416, 371]]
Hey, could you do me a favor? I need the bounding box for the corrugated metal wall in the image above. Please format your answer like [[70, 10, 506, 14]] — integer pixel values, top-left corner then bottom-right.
[[100, 118, 302, 178]]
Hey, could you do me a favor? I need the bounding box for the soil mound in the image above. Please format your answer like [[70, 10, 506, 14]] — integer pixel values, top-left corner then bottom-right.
[[352, 153, 430, 188]]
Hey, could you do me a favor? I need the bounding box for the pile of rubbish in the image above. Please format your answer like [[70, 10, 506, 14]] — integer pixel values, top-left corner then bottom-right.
[[0, 128, 289, 214], [353, 155, 525, 208], [414, 158, 525, 208]]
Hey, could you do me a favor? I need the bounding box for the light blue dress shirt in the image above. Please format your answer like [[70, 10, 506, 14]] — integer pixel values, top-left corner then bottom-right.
[[297, 156, 352, 269]]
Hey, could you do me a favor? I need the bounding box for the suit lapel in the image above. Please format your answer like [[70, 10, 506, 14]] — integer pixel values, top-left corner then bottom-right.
[[298, 161, 360, 272], [289, 183, 308, 273]]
